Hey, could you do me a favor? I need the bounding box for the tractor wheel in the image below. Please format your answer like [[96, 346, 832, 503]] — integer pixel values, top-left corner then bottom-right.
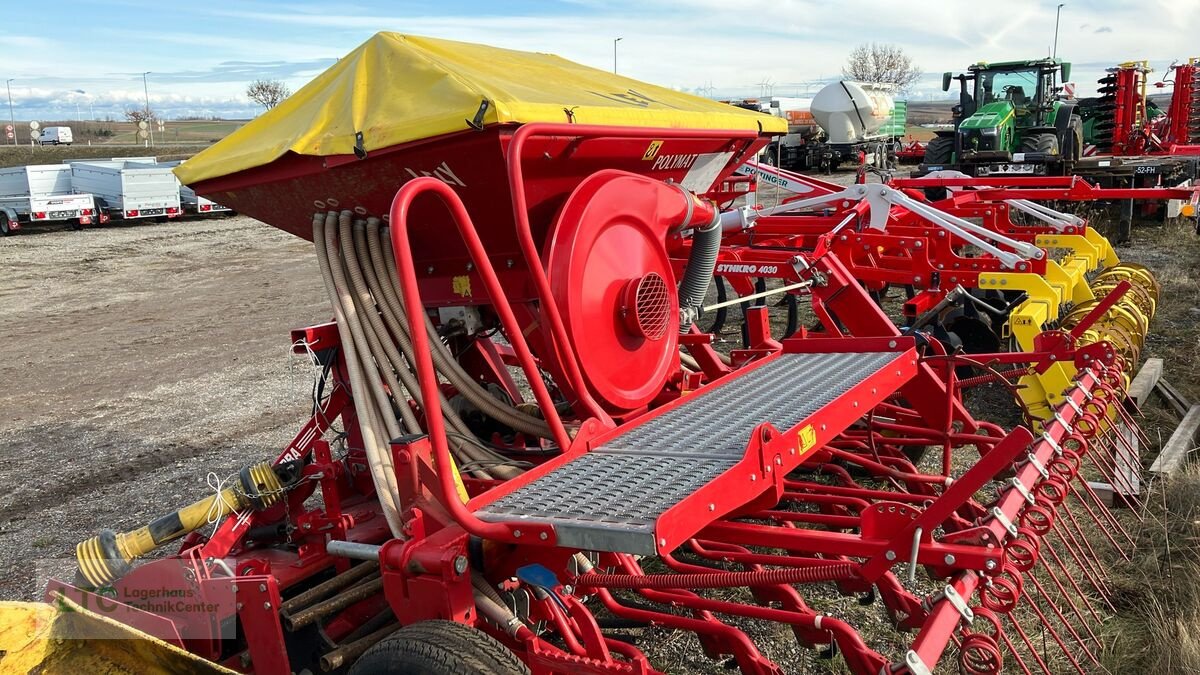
[[1019, 132, 1060, 157], [922, 137, 956, 200], [923, 136, 954, 166], [1059, 115, 1083, 175], [349, 620, 530, 675]]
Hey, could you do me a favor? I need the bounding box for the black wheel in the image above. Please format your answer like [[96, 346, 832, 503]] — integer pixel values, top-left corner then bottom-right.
[[923, 136, 954, 166], [1060, 115, 1083, 175], [762, 144, 779, 167], [1019, 132, 1060, 156], [350, 620, 529, 675], [922, 137, 956, 200], [0, 214, 10, 236]]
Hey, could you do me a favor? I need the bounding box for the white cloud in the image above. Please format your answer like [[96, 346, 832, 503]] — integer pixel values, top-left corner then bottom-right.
[[7, 0, 1200, 120]]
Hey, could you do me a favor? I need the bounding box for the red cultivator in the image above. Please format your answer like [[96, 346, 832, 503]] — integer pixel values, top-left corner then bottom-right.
[[16, 34, 1186, 675]]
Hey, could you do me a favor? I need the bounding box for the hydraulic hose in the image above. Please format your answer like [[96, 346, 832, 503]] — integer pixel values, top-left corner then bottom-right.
[[474, 587, 534, 640], [572, 563, 860, 590], [677, 211, 723, 333]]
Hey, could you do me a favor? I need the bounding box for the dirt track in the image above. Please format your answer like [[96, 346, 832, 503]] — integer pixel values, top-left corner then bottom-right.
[[0, 216, 325, 598]]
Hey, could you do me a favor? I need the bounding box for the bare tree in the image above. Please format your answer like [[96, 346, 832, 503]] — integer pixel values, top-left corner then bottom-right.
[[843, 43, 923, 93], [124, 108, 155, 124], [246, 79, 291, 110]]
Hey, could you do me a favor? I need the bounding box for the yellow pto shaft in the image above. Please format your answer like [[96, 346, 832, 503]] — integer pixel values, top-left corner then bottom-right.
[[75, 461, 293, 589]]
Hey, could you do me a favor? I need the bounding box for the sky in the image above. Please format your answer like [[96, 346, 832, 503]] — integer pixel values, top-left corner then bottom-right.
[[3, 0, 1200, 123]]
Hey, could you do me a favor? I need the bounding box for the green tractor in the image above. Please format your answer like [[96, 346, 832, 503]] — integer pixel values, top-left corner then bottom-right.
[[922, 58, 1083, 176]]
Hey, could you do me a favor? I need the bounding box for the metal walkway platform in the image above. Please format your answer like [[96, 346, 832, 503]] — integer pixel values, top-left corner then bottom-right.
[[476, 349, 914, 554]]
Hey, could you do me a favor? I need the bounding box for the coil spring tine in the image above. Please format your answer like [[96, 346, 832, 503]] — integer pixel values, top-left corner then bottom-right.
[[1070, 475, 1132, 554], [1037, 550, 1106, 630], [1099, 432, 1142, 511], [1028, 571, 1102, 667], [1081, 442, 1141, 513], [1050, 517, 1115, 607], [1097, 426, 1145, 515], [999, 625, 1035, 675], [1059, 501, 1114, 575], [1015, 590, 1090, 675], [1004, 613, 1056, 675]]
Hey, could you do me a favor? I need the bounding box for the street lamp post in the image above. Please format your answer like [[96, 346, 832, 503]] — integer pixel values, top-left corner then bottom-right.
[[1052, 3, 1065, 59], [142, 71, 154, 146], [5, 79, 14, 146], [613, 37, 622, 74]]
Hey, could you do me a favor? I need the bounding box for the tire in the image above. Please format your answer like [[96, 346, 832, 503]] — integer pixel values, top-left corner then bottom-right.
[[1060, 115, 1083, 175], [350, 620, 529, 675], [762, 144, 779, 167], [923, 136, 954, 166], [0, 214, 10, 236], [1018, 132, 1059, 156], [922, 137, 956, 200]]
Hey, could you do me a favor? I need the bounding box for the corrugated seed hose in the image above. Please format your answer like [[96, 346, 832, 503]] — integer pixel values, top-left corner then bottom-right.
[[314, 211, 405, 538], [364, 219, 553, 441], [314, 211, 543, 493], [677, 212, 723, 332]]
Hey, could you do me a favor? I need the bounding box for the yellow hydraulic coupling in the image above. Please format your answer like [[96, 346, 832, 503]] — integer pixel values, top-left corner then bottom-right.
[[75, 460, 300, 588]]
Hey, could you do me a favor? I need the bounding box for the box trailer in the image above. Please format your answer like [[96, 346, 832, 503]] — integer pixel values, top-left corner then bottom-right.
[[0, 164, 99, 235], [158, 159, 234, 215], [66, 160, 181, 221]]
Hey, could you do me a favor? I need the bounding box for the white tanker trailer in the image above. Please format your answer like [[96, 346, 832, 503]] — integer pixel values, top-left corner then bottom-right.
[[763, 81, 906, 173]]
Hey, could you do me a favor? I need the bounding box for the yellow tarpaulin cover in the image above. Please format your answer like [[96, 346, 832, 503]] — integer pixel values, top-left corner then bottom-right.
[[176, 33, 786, 185]]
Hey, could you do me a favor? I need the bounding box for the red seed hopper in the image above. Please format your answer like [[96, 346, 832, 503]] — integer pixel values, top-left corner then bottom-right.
[[179, 33, 777, 273]]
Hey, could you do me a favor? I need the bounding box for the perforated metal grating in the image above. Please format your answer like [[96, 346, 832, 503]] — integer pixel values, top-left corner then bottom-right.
[[476, 351, 903, 553]]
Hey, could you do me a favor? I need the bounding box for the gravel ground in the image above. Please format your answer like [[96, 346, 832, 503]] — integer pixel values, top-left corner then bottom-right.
[[0, 215, 326, 598]]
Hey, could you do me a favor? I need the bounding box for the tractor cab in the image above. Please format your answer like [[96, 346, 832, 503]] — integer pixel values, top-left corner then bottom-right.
[[923, 58, 1081, 176]]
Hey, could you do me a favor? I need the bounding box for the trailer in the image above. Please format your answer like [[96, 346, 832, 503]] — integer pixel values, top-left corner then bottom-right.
[[0, 164, 100, 235], [763, 81, 906, 172], [66, 160, 182, 221], [158, 159, 235, 215]]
